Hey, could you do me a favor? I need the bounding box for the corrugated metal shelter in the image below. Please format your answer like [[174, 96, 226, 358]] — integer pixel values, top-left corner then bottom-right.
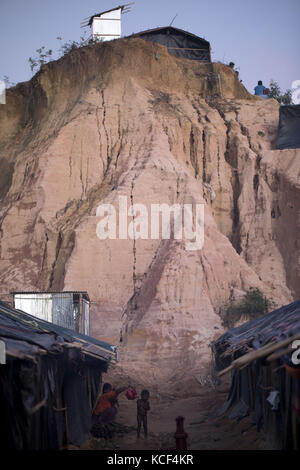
[[0, 301, 117, 450], [13, 291, 90, 335], [212, 300, 300, 450], [81, 3, 134, 42], [128, 26, 211, 62]]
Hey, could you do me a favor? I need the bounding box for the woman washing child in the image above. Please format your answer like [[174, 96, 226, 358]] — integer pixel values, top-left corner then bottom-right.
[[92, 382, 127, 425]]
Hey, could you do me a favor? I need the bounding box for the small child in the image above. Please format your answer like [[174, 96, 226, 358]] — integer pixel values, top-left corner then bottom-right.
[[137, 389, 150, 438]]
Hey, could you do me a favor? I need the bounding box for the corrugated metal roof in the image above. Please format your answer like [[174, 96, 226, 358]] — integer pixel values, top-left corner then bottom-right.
[[12, 291, 90, 301], [0, 301, 116, 363]]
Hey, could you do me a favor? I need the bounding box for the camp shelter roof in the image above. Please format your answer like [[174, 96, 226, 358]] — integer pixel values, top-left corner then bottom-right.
[[213, 299, 300, 369], [127, 26, 211, 62], [128, 26, 210, 46], [0, 300, 116, 363], [12, 290, 90, 301], [213, 299, 300, 450]]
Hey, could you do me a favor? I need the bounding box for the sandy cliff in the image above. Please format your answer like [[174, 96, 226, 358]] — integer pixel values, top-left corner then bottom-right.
[[0, 38, 299, 387]]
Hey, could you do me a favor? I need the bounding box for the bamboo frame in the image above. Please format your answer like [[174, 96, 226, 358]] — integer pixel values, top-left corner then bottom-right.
[[218, 333, 300, 377]]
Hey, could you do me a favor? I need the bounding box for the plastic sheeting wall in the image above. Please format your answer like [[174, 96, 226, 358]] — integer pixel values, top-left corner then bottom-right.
[[276, 104, 300, 150]]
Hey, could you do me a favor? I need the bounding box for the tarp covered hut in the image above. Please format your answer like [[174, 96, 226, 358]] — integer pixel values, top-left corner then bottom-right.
[[212, 300, 300, 450], [0, 301, 117, 450], [128, 26, 211, 62]]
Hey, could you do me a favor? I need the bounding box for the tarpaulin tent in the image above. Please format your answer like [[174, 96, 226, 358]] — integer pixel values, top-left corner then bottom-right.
[[0, 301, 117, 450], [276, 104, 300, 150], [212, 300, 300, 450], [128, 26, 211, 62]]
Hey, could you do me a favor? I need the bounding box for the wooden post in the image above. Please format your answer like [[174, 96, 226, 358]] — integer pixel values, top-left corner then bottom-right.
[[78, 293, 82, 333]]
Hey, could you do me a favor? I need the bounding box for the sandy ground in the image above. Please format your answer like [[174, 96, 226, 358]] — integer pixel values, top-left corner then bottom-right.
[[77, 383, 262, 451]]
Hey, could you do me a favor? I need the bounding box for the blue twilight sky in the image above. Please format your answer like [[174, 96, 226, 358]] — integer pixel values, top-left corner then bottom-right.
[[0, 0, 299, 95]]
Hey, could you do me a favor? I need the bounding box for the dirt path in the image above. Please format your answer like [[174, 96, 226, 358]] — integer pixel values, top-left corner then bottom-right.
[[79, 384, 261, 451]]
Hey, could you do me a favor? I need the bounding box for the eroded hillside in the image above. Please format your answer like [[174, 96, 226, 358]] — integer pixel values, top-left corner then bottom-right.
[[0, 38, 299, 388]]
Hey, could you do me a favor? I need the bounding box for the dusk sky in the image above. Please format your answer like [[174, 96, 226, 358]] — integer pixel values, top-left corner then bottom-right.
[[0, 0, 299, 95]]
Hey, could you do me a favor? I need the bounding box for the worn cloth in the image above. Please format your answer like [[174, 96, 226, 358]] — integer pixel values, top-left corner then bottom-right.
[[92, 406, 117, 425], [94, 391, 117, 415]]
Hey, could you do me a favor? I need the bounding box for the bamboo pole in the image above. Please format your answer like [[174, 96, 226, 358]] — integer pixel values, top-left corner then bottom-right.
[[218, 334, 300, 377], [266, 346, 295, 362]]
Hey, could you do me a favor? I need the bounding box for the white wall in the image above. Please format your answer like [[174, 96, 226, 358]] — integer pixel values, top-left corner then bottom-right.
[[91, 8, 122, 41], [14, 293, 53, 322]]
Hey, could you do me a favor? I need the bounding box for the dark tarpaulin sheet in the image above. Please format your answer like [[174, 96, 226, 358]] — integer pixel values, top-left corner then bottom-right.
[[212, 299, 300, 371], [276, 104, 300, 150], [213, 299, 300, 449], [0, 300, 115, 357], [63, 365, 101, 445], [0, 301, 113, 449], [132, 27, 211, 62]]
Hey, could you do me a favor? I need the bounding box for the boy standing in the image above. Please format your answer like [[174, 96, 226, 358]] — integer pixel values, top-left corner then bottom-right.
[[137, 389, 150, 438]]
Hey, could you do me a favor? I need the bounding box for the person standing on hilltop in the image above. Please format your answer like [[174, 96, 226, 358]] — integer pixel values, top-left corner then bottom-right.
[[254, 80, 269, 98]]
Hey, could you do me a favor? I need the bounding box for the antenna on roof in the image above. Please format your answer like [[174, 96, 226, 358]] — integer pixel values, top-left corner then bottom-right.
[[169, 14, 178, 26], [80, 3, 135, 28], [122, 2, 135, 14]]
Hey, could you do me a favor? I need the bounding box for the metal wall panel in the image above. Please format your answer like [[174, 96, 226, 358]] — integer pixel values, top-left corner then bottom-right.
[[52, 293, 75, 330], [14, 294, 52, 322], [82, 299, 90, 336], [92, 8, 121, 41], [14, 293, 90, 335]]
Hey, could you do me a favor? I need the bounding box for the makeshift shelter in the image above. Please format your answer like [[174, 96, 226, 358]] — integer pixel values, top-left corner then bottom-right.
[[128, 26, 211, 62], [276, 104, 300, 150], [212, 300, 300, 450], [13, 291, 90, 335], [81, 3, 134, 42], [0, 301, 117, 450]]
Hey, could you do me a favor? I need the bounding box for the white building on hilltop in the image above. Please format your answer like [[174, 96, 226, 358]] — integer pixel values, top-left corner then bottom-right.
[[81, 3, 134, 42]]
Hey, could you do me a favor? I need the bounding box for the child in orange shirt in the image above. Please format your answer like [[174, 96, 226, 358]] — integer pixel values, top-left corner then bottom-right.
[[93, 383, 126, 424]]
